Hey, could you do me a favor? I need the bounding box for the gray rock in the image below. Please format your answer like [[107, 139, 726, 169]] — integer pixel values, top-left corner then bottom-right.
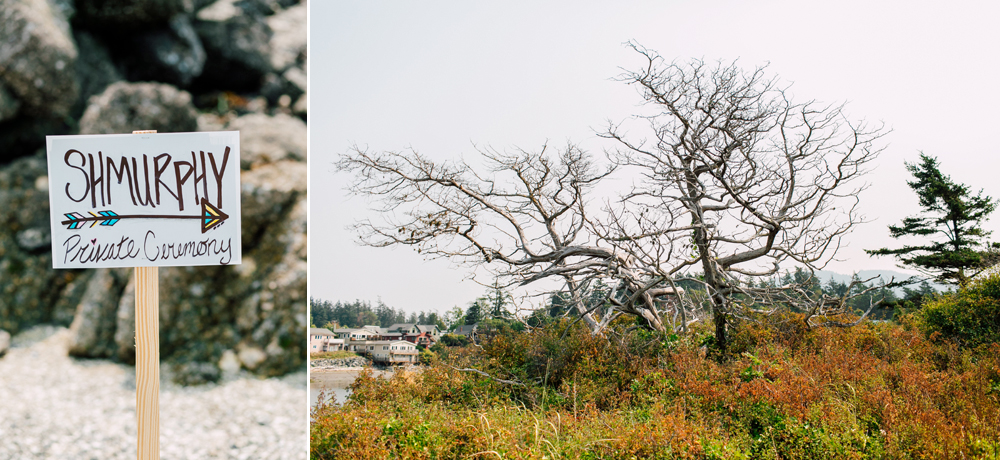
[[15, 228, 49, 252], [267, 3, 305, 73], [170, 361, 220, 385], [117, 14, 206, 87], [78, 82, 199, 134], [310, 357, 371, 368], [0, 83, 22, 122], [74, 0, 189, 28], [227, 113, 306, 169], [0, 0, 80, 117], [0, 329, 9, 357], [218, 348, 240, 374], [292, 91, 306, 117], [0, 154, 86, 335], [237, 345, 267, 370], [0, 117, 71, 164], [67, 268, 130, 358], [193, 8, 272, 91], [113, 276, 136, 364], [72, 31, 123, 118]]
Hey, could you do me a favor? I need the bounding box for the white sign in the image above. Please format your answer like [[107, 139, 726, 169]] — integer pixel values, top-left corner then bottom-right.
[[46, 131, 241, 268]]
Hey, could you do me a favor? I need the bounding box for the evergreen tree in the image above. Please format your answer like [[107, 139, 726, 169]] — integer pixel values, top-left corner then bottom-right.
[[867, 153, 997, 287], [465, 298, 485, 325]]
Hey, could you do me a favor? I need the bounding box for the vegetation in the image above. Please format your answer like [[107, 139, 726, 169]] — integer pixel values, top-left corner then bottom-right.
[[316, 46, 999, 459], [338, 44, 888, 354], [310, 350, 358, 360], [915, 272, 1000, 349], [310, 298, 447, 330], [868, 153, 998, 288], [312, 315, 1000, 459]]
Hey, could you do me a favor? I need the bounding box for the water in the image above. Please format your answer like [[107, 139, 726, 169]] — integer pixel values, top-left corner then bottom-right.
[[311, 386, 350, 407], [309, 369, 392, 408]]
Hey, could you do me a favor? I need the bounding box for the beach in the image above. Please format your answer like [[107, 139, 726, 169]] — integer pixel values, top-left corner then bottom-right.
[[0, 325, 307, 459]]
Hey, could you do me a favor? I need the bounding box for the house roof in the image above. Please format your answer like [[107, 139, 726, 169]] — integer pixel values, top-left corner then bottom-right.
[[455, 324, 478, 335], [310, 328, 334, 336], [387, 323, 416, 331], [415, 324, 440, 333], [364, 340, 417, 346]]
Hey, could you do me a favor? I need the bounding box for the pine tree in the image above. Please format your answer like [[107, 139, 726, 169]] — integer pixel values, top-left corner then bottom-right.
[[867, 153, 997, 287]]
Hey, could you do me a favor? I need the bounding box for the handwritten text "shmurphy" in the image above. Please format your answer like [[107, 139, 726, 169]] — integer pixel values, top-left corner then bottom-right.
[[61, 147, 232, 212]]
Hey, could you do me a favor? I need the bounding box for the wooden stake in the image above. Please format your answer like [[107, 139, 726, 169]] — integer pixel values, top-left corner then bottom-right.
[[133, 130, 159, 460], [135, 266, 159, 460]]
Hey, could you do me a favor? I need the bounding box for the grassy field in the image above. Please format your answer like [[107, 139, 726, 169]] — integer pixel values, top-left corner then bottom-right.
[[310, 350, 359, 360], [312, 281, 1000, 459]]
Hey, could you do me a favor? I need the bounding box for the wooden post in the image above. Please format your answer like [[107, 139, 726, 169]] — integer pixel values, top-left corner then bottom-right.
[[135, 266, 159, 459], [133, 130, 159, 460]]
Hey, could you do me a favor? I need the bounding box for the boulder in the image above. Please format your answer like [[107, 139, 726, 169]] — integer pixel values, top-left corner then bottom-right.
[[0, 329, 10, 357], [0, 117, 71, 164], [227, 113, 306, 169], [78, 82, 199, 134], [115, 14, 206, 87], [193, 4, 272, 91], [0, 0, 80, 117], [73, 0, 188, 29], [0, 83, 22, 122], [267, 3, 306, 73], [292, 92, 306, 118], [0, 154, 88, 334], [71, 31, 123, 119], [67, 268, 131, 357], [113, 276, 136, 363]]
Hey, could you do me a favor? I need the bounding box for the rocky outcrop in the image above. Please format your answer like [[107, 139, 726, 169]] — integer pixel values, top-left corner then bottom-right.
[[0, 0, 79, 117], [0, 155, 88, 334], [0, 0, 307, 161], [310, 357, 372, 369], [228, 113, 306, 169], [78, 82, 199, 134], [193, 3, 273, 91], [114, 15, 207, 87], [73, 0, 189, 28], [0, 0, 306, 384]]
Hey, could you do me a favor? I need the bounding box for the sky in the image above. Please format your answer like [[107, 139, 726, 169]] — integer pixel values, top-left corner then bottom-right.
[[309, 1, 1000, 314]]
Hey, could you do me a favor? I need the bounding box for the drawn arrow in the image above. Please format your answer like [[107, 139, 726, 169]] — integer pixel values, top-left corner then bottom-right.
[[61, 198, 230, 234]]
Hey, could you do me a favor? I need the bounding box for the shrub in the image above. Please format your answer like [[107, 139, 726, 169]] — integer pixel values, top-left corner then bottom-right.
[[917, 272, 1000, 348], [310, 350, 357, 360], [439, 334, 470, 347]]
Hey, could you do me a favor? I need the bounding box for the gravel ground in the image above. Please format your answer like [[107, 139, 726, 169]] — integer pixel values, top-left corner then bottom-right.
[[0, 326, 307, 460]]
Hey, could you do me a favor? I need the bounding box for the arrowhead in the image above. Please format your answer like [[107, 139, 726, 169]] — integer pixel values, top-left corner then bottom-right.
[[201, 198, 230, 233]]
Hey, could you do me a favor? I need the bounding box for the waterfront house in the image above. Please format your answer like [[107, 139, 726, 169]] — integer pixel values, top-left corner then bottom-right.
[[359, 340, 420, 364]]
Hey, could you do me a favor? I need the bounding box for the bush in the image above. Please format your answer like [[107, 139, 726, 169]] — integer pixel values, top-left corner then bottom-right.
[[310, 350, 358, 360], [917, 273, 1000, 348], [439, 334, 470, 347]]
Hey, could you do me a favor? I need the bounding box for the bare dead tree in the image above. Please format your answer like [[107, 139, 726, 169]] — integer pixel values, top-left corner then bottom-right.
[[338, 143, 623, 332], [338, 44, 889, 352], [599, 43, 889, 352]]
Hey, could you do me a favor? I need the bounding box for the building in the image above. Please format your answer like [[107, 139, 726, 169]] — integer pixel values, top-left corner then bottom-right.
[[309, 328, 344, 353], [358, 340, 420, 364], [415, 324, 442, 341]]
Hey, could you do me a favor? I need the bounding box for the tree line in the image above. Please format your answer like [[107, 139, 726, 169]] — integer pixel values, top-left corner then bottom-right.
[[309, 298, 447, 330]]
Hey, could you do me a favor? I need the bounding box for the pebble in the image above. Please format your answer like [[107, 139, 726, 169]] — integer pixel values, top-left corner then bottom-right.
[[0, 326, 307, 459]]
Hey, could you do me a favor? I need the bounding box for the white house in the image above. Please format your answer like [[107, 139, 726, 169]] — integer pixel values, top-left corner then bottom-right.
[[359, 340, 419, 364]]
